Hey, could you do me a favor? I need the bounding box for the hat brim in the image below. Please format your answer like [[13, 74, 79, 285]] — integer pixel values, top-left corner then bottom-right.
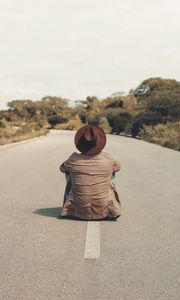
[[74, 125, 106, 155]]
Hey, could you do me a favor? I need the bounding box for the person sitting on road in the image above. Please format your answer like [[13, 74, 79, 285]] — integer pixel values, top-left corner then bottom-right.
[[59, 124, 121, 220]]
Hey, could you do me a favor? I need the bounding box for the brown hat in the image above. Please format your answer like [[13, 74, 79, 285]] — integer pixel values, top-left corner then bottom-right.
[[74, 125, 106, 155]]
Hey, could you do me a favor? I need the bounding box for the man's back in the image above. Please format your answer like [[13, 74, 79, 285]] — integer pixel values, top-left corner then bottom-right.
[[60, 151, 121, 220]]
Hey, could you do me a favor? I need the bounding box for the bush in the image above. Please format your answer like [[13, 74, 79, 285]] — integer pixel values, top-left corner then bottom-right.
[[0, 123, 48, 145], [113, 112, 133, 134], [48, 115, 68, 128], [145, 96, 180, 121], [139, 122, 180, 151], [129, 111, 163, 137], [105, 110, 132, 134], [79, 113, 87, 124], [0, 118, 7, 128], [105, 108, 124, 129], [55, 116, 84, 131], [105, 99, 123, 109], [86, 112, 102, 126], [98, 117, 111, 133]]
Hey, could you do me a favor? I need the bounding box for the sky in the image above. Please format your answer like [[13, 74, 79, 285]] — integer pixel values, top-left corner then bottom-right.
[[0, 0, 180, 108]]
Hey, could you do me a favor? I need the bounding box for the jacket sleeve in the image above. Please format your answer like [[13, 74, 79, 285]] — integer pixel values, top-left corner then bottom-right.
[[103, 152, 121, 173], [60, 153, 74, 173], [112, 160, 121, 172], [60, 160, 70, 173]]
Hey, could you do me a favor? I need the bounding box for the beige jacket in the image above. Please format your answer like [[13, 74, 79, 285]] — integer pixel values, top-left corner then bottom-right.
[[60, 152, 121, 220]]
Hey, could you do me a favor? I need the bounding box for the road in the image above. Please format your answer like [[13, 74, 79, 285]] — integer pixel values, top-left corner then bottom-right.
[[0, 130, 180, 300]]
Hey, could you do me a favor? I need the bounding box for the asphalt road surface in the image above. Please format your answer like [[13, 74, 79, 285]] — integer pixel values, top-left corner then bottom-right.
[[0, 130, 180, 300]]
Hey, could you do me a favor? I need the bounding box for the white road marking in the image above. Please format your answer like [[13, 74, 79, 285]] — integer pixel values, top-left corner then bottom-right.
[[84, 222, 100, 259]]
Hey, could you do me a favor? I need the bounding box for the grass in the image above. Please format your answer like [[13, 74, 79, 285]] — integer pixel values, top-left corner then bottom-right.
[[139, 122, 180, 151], [0, 125, 48, 145]]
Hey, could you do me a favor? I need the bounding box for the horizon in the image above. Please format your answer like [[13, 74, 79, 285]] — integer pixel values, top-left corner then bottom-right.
[[0, 0, 180, 109], [0, 75, 180, 111]]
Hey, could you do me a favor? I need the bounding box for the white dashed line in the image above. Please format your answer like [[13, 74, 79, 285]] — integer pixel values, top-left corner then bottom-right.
[[84, 222, 100, 259]]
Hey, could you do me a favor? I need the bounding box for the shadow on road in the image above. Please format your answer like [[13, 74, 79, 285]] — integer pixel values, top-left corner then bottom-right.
[[33, 207, 62, 218], [33, 207, 119, 221], [33, 207, 86, 221]]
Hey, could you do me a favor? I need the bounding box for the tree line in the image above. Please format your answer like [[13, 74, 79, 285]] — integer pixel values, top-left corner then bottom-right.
[[0, 77, 180, 150]]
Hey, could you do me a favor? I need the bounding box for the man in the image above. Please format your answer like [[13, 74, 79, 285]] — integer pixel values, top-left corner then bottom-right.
[[59, 124, 121, 220]]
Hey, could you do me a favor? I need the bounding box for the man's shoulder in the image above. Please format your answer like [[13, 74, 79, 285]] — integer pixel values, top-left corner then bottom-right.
[[70, 152, 79, 157], [65, 152, 79, 162], [100, 151, 114, 160], [68, 152, 114, 162]]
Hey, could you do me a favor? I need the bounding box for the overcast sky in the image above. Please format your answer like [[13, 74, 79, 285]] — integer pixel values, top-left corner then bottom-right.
[[0, 0, 180, 108]]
